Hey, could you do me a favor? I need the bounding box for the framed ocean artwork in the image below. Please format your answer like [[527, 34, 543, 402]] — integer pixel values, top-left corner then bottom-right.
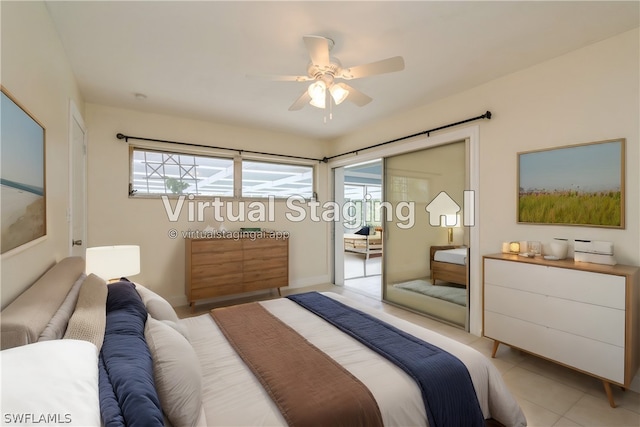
[[1, 87, 47, 254]]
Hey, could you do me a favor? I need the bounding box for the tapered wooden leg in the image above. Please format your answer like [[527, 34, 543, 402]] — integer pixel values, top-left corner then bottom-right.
[[277, 287, 282, 297], [602, 381, 617, 408], [491, 340, 500, 358]]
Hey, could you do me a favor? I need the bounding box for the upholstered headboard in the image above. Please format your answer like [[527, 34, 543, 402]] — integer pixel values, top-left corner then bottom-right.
[[0, 256, 85, 350]]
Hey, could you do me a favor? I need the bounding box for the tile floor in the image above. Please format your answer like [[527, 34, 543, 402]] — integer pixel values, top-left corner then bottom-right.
[[344, 251, 382, 298], [176, 283, 640, 427]]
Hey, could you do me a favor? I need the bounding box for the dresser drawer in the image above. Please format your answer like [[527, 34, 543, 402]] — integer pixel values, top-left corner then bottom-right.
[[484, 258, 625, 309], [485, 284, 624, 346], [485, 311, 624, 383], [191, 238, 239, 254]]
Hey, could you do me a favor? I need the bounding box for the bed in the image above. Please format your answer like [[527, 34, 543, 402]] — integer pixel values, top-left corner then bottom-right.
[[430, 245, 469, 287], [344, 226, 383, 259], [1, 256, 526, 427]]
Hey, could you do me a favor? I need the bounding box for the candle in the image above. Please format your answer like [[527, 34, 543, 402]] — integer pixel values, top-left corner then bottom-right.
[[519, 241, 528, 253]]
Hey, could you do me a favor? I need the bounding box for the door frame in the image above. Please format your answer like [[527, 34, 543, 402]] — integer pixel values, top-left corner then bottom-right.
[[333, 167, 346, 286], [68, 100, 87, 257], [327, 125, 481, 335]]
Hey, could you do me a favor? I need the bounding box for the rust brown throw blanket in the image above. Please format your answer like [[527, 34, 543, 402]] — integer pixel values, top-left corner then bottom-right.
[[210, 302, 384, 427]]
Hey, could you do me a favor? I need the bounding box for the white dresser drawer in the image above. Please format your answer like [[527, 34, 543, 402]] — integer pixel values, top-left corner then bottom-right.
[[543, 266, 625, 309], [484, 258, 625, 309], [485, 284, 625, 347], [484, 259, 543, 292], [485, 311, 625, 383]]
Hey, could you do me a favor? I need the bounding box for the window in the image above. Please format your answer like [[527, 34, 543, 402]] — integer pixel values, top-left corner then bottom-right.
[[344, 184, 382, 229], [242, 160, 313, 199], [130, 147, 314, 199]]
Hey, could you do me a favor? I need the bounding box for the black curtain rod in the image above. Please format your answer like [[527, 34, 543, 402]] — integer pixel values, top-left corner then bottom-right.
[[322, 110, 492, 162], [116, 110, 491, 164], [115, 133, 322, 162]]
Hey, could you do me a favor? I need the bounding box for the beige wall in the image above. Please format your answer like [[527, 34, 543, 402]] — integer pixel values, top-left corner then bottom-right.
[[331, 27, 639, 267], [1, 1, 84, 308], [84, 104, 330, 304]]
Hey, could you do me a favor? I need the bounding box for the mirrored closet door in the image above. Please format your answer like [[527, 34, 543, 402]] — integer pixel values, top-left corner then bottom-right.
[[382, 140, 469, 329]]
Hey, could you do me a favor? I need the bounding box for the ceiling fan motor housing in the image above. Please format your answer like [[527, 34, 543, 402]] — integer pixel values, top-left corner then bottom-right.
[[307, 58, 343, 83]]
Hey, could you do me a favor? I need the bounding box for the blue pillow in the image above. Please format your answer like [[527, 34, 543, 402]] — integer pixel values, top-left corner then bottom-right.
[[355, 226, 370, 236], [100, 281, 163, 427], [106, 281, 145, 315]]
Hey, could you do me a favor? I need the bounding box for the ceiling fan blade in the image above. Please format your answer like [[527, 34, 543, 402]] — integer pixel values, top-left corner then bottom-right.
[[303, 35, 331, 67], [247, 73, 312, 82], [341, 83, 373, 107], [289, 90, 311, 111], [339, 56, 405, 80]]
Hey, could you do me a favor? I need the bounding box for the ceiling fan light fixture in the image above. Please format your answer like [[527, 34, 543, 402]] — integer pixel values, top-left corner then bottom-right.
[[309, 96, 326, 109], [307, 80, 326, 108], [330, 83, 349, 105]]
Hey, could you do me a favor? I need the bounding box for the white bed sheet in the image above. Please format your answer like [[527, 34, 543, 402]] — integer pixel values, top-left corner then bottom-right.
[[434, 247, 468, 265], [180, 292, 525, 427]]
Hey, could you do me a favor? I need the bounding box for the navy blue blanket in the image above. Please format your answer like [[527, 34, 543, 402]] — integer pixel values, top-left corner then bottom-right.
[[288, 292, 484, 427], [99, 281, 163, 427]]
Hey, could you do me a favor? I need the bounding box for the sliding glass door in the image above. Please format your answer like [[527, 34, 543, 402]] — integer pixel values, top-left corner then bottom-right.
[[383, 141, 469, 329]]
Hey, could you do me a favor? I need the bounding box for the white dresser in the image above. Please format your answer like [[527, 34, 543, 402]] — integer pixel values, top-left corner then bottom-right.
[[483, 254, 639, 407]]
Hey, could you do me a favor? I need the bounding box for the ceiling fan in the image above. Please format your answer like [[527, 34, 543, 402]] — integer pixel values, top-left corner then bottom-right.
[[250, 35, 405, 113]]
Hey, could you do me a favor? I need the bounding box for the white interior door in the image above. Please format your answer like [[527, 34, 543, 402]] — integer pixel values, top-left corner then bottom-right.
[[69, 100, 87, 257]]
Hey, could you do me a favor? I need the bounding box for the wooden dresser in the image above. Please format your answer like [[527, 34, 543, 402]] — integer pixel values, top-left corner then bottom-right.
[[483, 253, 639, 407], [185, 235, 289, 307]]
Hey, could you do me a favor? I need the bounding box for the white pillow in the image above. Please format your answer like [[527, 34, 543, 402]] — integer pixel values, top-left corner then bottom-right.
[[145, 316, 202, 427], [1, 340, 100, 426], [136, 284, 189, 340]]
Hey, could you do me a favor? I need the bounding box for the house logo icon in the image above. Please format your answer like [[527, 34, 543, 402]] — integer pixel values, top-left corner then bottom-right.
[[425, 190, 475, 227], [425, 191, 460, 227]]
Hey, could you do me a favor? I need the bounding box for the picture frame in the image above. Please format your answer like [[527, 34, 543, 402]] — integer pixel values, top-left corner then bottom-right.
[[518, 138, 625, 228], [1, 86, 47, 254]]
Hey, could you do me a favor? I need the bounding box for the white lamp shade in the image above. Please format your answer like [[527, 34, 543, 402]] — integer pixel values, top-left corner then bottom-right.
[[308, 81, 327, 108], [86, 245, 140, 281], [330, 83, 349, 105]]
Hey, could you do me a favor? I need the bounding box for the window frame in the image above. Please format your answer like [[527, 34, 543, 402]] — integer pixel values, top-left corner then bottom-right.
[[129, 145, 316, 200]]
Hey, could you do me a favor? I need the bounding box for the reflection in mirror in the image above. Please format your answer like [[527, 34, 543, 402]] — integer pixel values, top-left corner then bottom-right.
[[383, 141, 469, 329]]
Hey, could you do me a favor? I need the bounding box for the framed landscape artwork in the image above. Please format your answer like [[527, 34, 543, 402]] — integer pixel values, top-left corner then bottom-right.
[[1, 87, 46, 254], [518, 139, 625, 228]]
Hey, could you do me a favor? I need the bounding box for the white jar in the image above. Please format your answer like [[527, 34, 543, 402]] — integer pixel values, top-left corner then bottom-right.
[[549, 241, 568, 259]]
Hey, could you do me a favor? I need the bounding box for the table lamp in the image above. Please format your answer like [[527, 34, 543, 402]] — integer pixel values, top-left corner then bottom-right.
[[441, 214, 460, 244], [86, 245, 140, 282]]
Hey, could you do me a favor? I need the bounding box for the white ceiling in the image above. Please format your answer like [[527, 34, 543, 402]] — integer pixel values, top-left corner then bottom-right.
[[45, 1, 639, 141]]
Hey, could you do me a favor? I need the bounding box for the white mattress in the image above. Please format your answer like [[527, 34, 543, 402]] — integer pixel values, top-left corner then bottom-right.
[[434, 247, 468, 265], [180, 292, 525, 427]]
